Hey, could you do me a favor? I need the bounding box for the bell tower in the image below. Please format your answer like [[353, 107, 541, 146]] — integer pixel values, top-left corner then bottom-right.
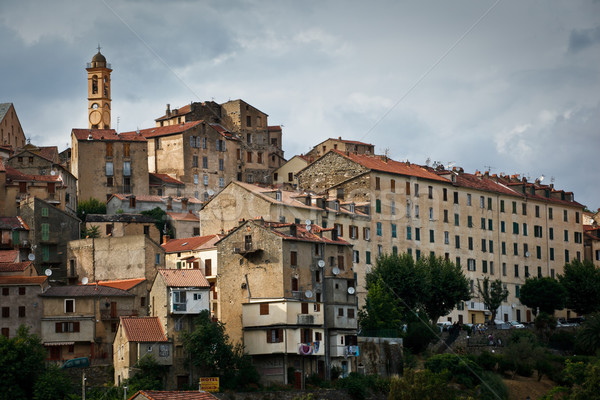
[[86, 46, 112, 129]]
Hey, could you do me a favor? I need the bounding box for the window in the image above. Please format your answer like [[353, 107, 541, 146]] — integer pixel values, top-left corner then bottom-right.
[[301, 303, 309, 314], [2, 307, 9, 318], [489, 240, 494, 253], [576, 212, 580, 224], [18, 306, 25, 318], [406, 202, 411, 217], [155, 253, 161, 265], [537, 266, 542, 278], [391, 179, 396, 192], [348, 308, 355, 319], [428, 185, 433, 199], [444, 231, 449, 244], [454, 213, 459, 226], [406, 226, 412, 240], [468, 237, 473, 250], [363, 227, 371, 240], [514, 243, 519, 255], [467, 216, 473, 228], [203, 175, 209, 186], [488, 197, 492, 210], [481, 217, 486, 230], [415, 228, 420, 241], [406, 181, 411, 195], [391, 200, 396, 215], [391, 224, 397, 238], [480, 196, 485, 208], [414, 183, 419, 196], [366, 251, 371, 265], [443, 188, 447, 201], [429, 230, 435, 243], [123, 143, 130, 157], [500, 200, 505, 212], [512, 201, 517, 214], [267, 328, 283, 343], [549, 207, 553, 220], [444, 210, 449, 223], [375, 177, 380, 190], [515, 285, 520, 298], [523, 223, 528, 236], [65, 299, 75, 313], [563, 210, 568, 222], [522, 203, 527, 215], [534, 225, 543, 238], [514, 265, 519, 277], [353, 250, 359, 263], [290, 251, 297, 266], [123, 161, 131, 176], [375, 199, 381, 213], [482, 260, 488, 273], [41, 223, 50, 241], [455, 235, 460, 248], [564, 230, 569, 242], [291, 277, 299, 291], [454, 191, 459, 204], [415, 205, 420, 218], [105, 162, 113, 176], [565, 249, 570, 262], [376, 222, 382, 236], [429, 207, 434, 220], [467, 259, 476, 271], [1, 288, 8, 296], [502, 242, 506, 255], [42, 245, 49, 261], [247, 151, 253, 163], [513, 222, 519, 235], [481, 239, 487, 252], [550, 248, 555, 260], [192, 155, 198, 167], [467, 194, 472, 206], [218, 159, 224, 171], [106, 142, 113, 157], [55, 322, 80, 333], [257, 152, 263, 164], [488, 219, 493, 231], [219, 177, 225, 187]]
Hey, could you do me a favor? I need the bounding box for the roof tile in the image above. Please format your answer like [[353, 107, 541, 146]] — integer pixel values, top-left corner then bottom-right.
[[157, 269, 210, 288], [121, 317, 167, 342]]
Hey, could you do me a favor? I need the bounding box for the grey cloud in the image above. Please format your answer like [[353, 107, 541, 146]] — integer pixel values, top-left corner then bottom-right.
[[568, 26, 600, 53]]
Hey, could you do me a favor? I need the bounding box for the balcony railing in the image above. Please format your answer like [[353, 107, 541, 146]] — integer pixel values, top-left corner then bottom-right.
[[232, 242, 261, 255], [172, 302, 187, 312]]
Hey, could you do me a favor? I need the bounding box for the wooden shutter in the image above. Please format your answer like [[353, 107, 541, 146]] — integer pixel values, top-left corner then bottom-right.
[[55, 322, 63, 333], [338, 255, 345, 270], [301, 303, 309, 314], [205, 259, 212, 276], [73, 322, 80, 332]]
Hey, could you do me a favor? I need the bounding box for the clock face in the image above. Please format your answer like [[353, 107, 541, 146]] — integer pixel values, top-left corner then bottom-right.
[[92, 103, 99, 110], [89, 110, 101, 125]]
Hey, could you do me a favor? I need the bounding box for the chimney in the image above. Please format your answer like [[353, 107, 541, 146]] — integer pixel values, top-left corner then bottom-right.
[[166, 104, 171, 117], [162, 235, 170, 245]]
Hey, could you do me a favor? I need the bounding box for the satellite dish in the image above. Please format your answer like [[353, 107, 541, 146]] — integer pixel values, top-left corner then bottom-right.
[[207, 189, 215, 196], [347, 287, 355, 295], [44, 268, 52, 276], [332, 267, 340, 275], [317, 260, 325, 268], [306, 225, 311, 232], [50, 170, 56, 176], [81, 277, 89, 285], [525, 252, 530, 258], [305, 290, 313, 299], [305, 219, 311, 225], [28, 253, 35, 261]]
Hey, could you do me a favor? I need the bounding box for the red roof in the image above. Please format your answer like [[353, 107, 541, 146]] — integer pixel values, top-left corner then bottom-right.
[[157, 269, 210, 288], [130, 390, 218, 400], [120, 317, 167, 343], [87, 278, 146, 291], [0, 250, 19, 263], [268, 125, 282, 132], [135, 121, 203, 139], [5, 166, 63, 183], [150, 173, 184, 185], [167, 211, 200, 222], [72, 128, 147, 142], [0, 216, 29, 230], [0, 261, 34, 273], [333, 150, 448, 182], [162, 235, 219, 253], [0, 276, 47, 285], [154, 104, 193, 121]]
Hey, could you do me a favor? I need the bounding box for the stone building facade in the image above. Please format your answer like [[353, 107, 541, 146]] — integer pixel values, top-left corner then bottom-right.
[[84, 214, 160, 244], [296, 150, 586, 324], [71, 129, 149, 201], [0, 275, 48, 339], [0, 103, 26, 150], [304, 138, 374, 162], [217, 219, 358, 384]]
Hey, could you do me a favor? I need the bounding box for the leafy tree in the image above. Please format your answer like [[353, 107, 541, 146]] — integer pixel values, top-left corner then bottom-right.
[[126, 354, 168, 393], [575, 313, 600, 355], [82, 225, 100, 238], [420, 256, 471, 324], [77, 197, 106, 221], [424, 353, 482, 388], [0, 326, 47, 400], [181, 310, 259, 389], [520, 277, 567, 315], [358, 276, 403, 332], [359, 254, 469, 331], [140, 207, 173, 240], [477, 277, 509, 324], [503, 333, 548, 379], [559, 259, 600, 316], [33, 365, 73, 400], [534, 312, 558, 344]]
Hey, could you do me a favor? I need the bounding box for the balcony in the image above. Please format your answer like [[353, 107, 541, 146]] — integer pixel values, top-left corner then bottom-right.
[[297, 314, 315, 325], [232, 242, 261, 255]]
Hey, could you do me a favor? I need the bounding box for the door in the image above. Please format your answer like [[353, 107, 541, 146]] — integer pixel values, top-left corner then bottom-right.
[[110, 302, 117, 318]]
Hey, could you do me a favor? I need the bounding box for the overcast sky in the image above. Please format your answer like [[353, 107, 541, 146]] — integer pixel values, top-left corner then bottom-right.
[[1, 1, 598, 209]]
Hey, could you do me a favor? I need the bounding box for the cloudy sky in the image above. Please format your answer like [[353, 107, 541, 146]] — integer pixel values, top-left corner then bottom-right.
[[1, 1, 598, 209]]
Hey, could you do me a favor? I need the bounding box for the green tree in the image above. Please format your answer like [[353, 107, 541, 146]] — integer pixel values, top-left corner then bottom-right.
[[420, 256, 471, 324], [575, 313, 600, 355], [388, 369, 456, 400], [0, 326, 47, 400], [559, 259, 600, 316], [477, 277, 509, 324], [181, 310, 259, 389], [140, 207, 173, 240], [33, 365, 73, 400], [358, 276, 403, 332], [77, 197, 106, 221], [82, 225, 100, 238], [520, 277, 567, 315], [126, 354, 168, 393]]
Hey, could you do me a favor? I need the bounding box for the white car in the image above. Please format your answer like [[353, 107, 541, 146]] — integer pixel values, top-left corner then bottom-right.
[[437, 321, 453, 331], [508, 320, 525, 329]]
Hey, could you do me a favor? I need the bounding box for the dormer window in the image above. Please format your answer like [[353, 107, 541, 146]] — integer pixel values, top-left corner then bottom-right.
[[275, 191, 282, 201]]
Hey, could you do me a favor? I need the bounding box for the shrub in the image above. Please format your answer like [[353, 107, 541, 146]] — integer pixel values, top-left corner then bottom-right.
[[424, 353, 482, 388], [477, 351, 500, 371], [477, 371, 509, 400], [549, 330, 576, 352], [403, 320, 438, 354]]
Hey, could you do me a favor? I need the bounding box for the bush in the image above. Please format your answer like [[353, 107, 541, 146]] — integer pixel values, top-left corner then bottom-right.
[[477, 371, 509, 400], [477, 351, 500, 371], [508, 329, 538, 345], [549, 330, 576, 352], [334, 373, 367, 400], [403, 320, 438, 354], [388, 369, 455, 400], [424, 353, 483, 388]]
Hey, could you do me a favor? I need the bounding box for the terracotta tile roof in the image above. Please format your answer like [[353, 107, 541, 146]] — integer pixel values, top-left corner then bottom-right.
[[0, 261, 34, 273], [154, 104, 193, 121], [0, 276, 47, 285], [41, 285, 134, 297], [134, 121, 203, 139], [130, 390, 218, 400], [450, 172, 518, 197], [0, 216, 29, 230], [268, 125, 282, 132], [321, 137, 373, 146], [109, 194, 203, 204], [0, 250, 19, 263], [161, 235, 219, 253], [167, 211, 200, 222], [150, 173, 184, 186], [87, 278, 146, 291], [333, 150, 448, 182], [265, 221, 350, 245], [207, 123, 237, 140], [72, 128, 147, 142], [232, 181, 322, 211], [11, 146, 60, 163], [5, 166, 64, 183], [120, 317, 167, 343], [157, 269, 210, 288]]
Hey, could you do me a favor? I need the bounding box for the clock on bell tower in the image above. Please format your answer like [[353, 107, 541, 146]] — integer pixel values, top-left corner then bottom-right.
[[86, 45, 112, 129]]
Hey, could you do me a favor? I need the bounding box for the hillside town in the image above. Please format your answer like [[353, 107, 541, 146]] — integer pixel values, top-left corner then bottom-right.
[[1, 49, 599, 398]]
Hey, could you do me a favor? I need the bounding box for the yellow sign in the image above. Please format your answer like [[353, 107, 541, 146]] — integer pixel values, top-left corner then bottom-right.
[[199, 377, 219, 392]]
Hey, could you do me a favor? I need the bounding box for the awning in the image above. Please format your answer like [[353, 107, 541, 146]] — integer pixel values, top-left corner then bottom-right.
[[44, 342, 75, 346]]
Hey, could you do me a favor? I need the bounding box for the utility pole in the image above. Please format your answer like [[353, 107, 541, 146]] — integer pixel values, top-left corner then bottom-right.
[[82, 371, 86, 400]]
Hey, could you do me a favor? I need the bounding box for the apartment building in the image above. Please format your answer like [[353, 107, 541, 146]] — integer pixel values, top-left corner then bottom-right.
[[272, 155, 309, 189], [0, 275, 48, 338], [296, 150, 585, 324], [84, 214, 160, 243], [0, 103, 27, 150], [217, 219, 358, 384]]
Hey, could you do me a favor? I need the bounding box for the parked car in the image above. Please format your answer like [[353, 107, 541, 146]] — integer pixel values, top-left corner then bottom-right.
[[508, 320, 525, 329], [437, 321, 453, 332]]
